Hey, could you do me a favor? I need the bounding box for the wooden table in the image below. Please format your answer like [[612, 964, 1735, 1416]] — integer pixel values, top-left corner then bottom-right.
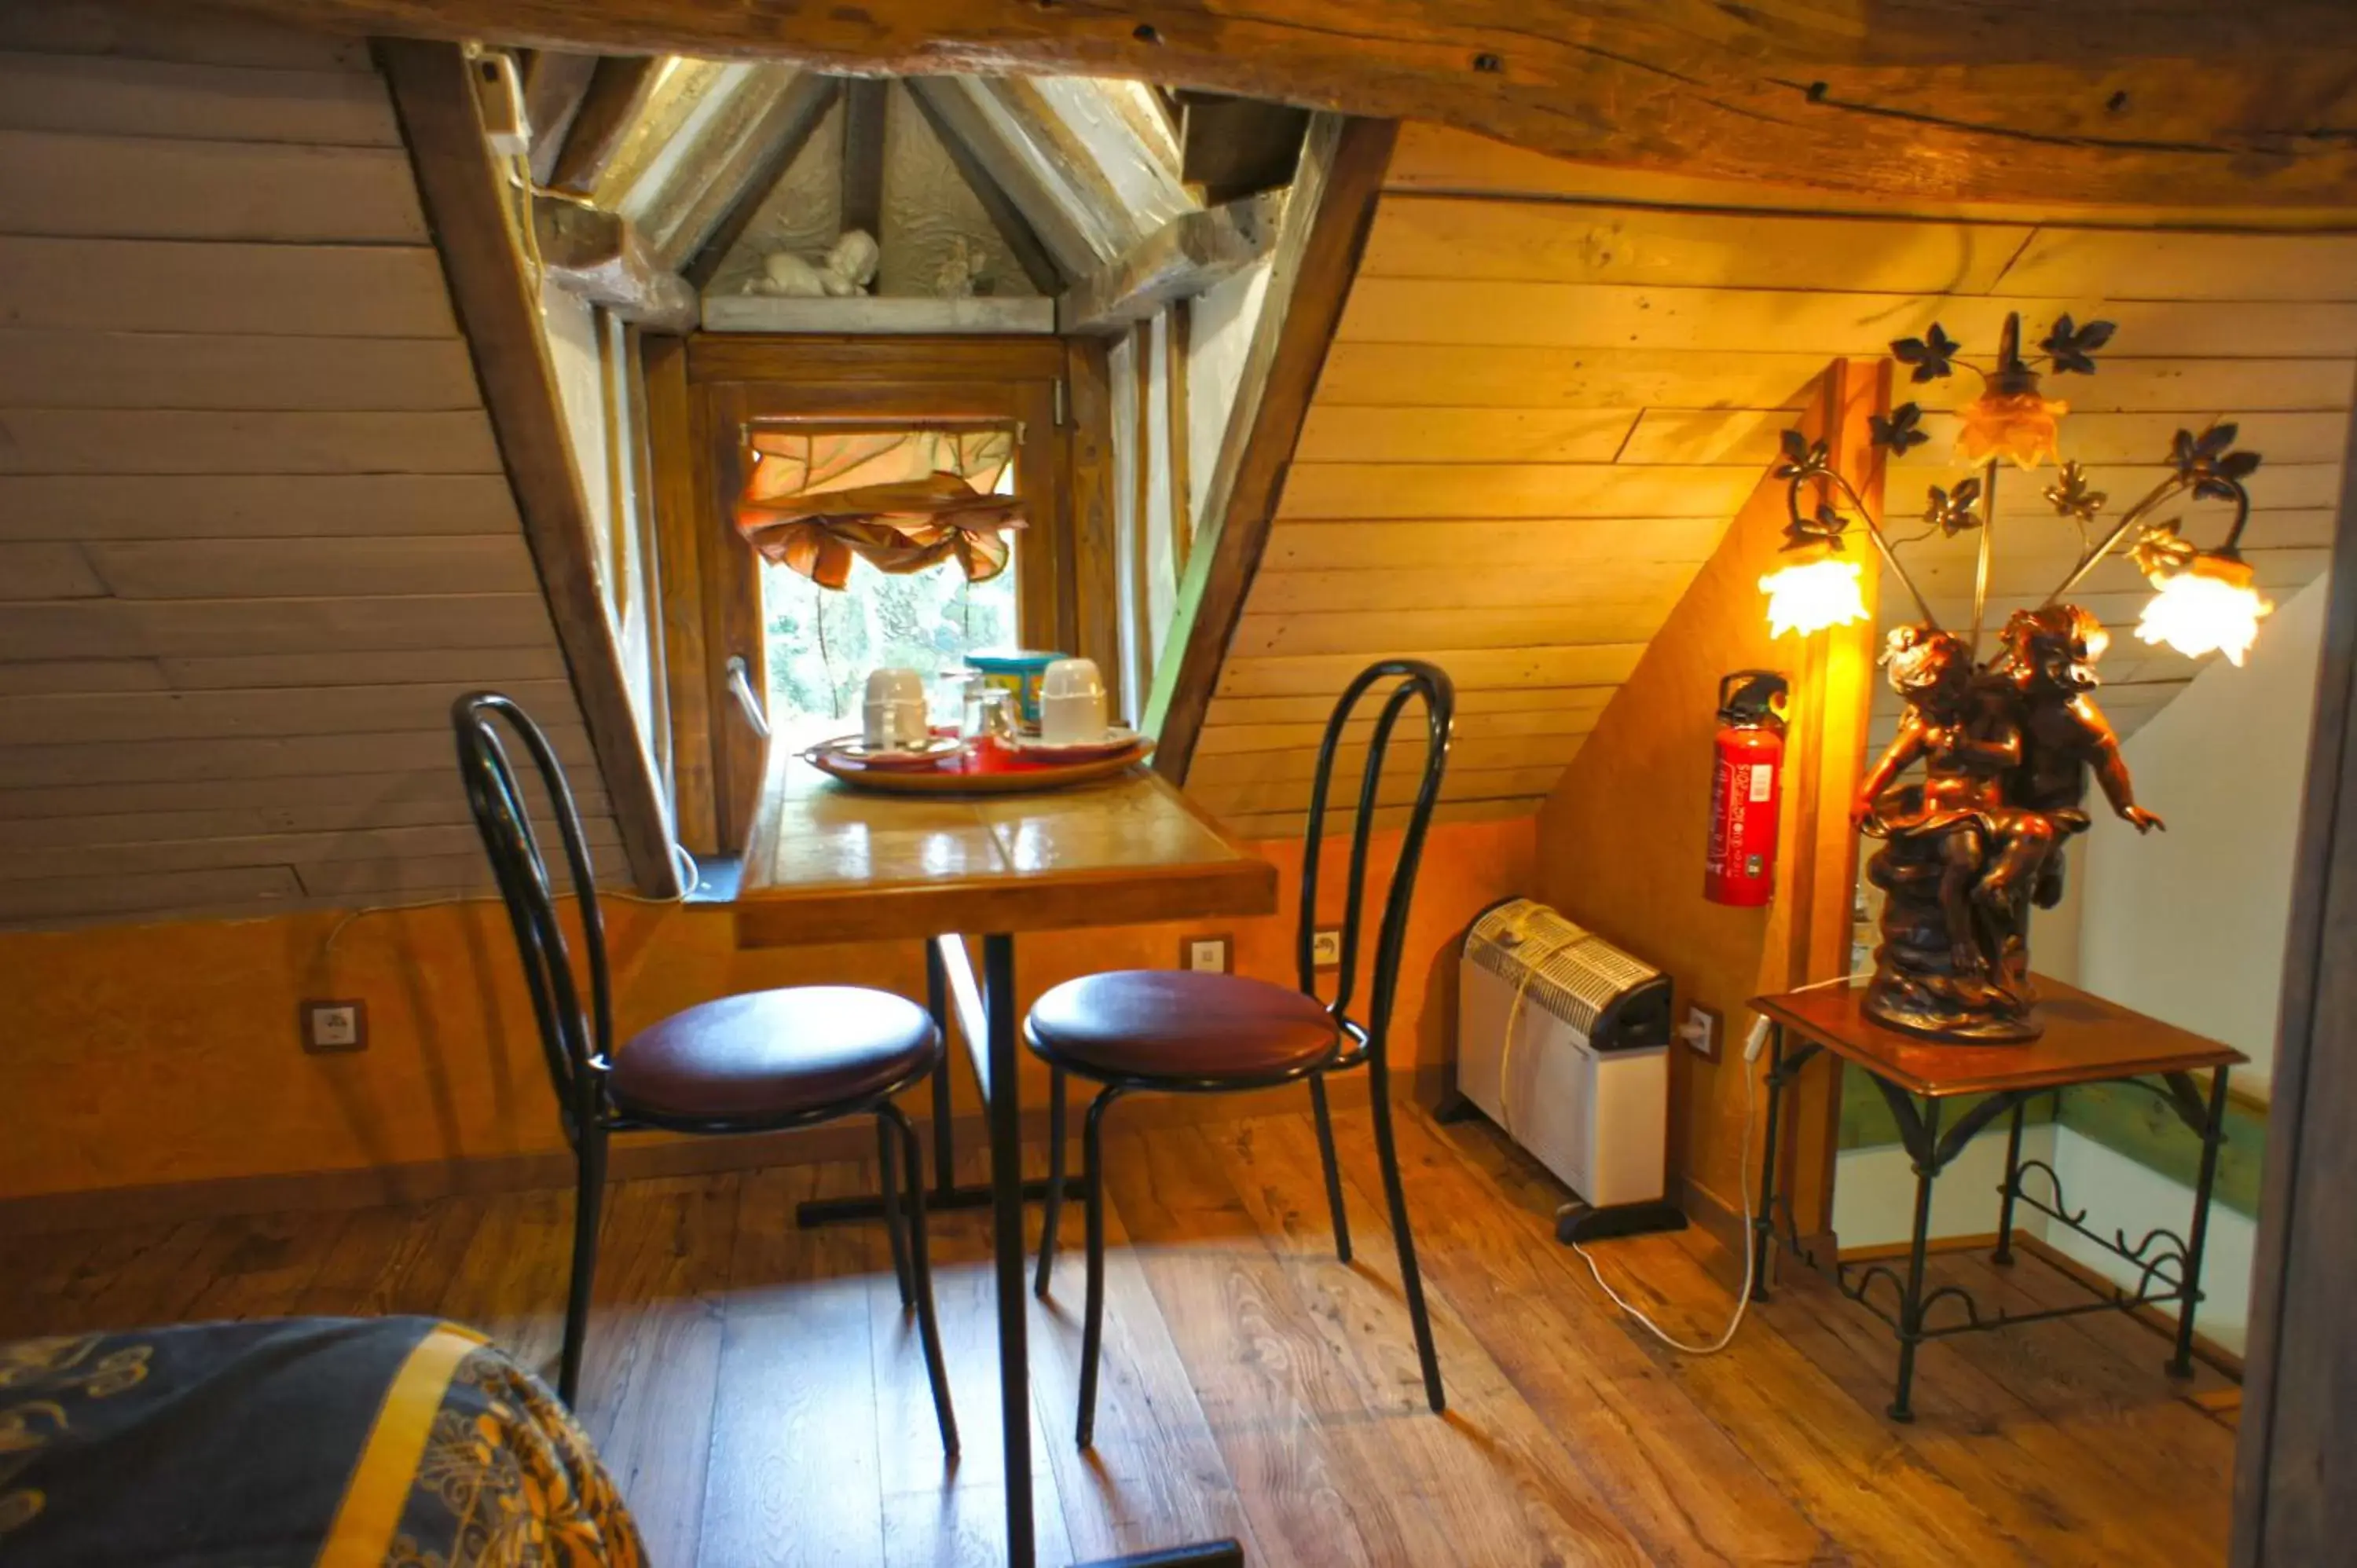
[[738, 754, 1276, 1568], [1748, 976, 2246, 1422]]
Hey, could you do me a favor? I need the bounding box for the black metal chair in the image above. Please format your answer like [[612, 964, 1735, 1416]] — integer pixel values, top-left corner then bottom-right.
[[451, 691, 956, 1455], [1024, 660, 1453, 1445]]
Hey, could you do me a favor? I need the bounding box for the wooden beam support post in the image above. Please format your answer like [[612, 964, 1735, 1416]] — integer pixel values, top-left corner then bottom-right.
[[680, 71, 838, 289], [546, 52, 657, 197], [379, 38, 681, 896], [519, 48, 596, 185], [1142, 115, 1395, 785], [838, 76, 886, 240], [533, 195, 698, 332], [1058, 192, 1282, 336]]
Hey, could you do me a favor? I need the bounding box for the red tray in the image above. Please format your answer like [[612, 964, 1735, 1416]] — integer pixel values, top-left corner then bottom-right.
[[802, 734, 1153, 795]]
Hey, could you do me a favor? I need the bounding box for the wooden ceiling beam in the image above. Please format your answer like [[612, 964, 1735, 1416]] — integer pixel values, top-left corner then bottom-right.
[[1059, 192, 1281, 335], [904, 77, 1065, 293], [377, 37, 683, 897], [1143, 115, 1397, 785], [1178, 92, 1311, 204], [202, 0, 2357, 211], [838, 76, 887, 240], [533, 195, 697, 332], [680, 71, 839, 289], [982, 76, 1142, 255], [545, 51, 656, 197], [519, 47, 596, 185]]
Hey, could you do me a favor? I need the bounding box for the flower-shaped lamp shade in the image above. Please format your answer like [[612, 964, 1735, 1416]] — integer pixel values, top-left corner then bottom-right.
[[1956, 390, 2069, 469], [1760, 556, 1868, 639], [2135, 552, 2274, 667]]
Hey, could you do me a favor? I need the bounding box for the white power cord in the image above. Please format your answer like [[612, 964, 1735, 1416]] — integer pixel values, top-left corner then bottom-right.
[[1568, 971, 1869, 1355]]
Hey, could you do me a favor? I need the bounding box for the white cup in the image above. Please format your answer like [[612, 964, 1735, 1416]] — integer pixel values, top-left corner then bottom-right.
[[863, 667, 927, 749], [1039, 658, 1109, 746]]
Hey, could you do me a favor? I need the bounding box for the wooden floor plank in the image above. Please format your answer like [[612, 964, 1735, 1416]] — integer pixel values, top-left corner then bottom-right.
[[1226, 1108, 1825, 1566], [700, 1161, 888, 1568]]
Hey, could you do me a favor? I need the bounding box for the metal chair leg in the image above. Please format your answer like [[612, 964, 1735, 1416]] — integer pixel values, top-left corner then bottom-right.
[[878, 1110, 915, 1310], [1076, 1086, 1121, 1448], [885, 1102, 959, 1457], [558, 1123, 607, 1405], [1309, 1072, 1353, 1264], [1365, 1064, 1446, 1414], [1036, 1066, 1067, 1298]]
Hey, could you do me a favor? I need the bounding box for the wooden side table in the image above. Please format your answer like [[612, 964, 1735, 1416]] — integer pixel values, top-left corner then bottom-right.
[[1748, 976, 2246, 1422]]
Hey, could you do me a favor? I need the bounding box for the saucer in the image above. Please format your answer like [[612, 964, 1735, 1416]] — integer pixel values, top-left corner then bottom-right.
[[1003, 726, 1142, 762]]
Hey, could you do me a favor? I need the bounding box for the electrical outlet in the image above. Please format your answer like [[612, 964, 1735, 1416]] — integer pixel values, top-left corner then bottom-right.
[[1182, 935, 1232, 973], [1680, 1002, 1721, 1061], [1310, 928, 1343, 969], [303, 1000, 366, 1053]]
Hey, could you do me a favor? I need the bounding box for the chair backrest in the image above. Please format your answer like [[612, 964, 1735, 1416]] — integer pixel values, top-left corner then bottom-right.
[[1297, 660, 1455, 1061], [450, 691, 614, 1143]]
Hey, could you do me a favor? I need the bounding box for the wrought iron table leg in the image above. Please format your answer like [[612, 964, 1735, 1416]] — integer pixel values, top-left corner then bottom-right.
[[1750, 1024, 1787, 1303], [1890, 1094, 1943, 1423], [2170, 1066, 2231, 1379], [981, 932, 1036, 1568], [1992, 1097, 2027, 1266]]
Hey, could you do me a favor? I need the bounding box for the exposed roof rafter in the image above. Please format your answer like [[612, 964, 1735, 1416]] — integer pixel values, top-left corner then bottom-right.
[[680, 71, 839, 288], [1058, 192, 1281, 335], [544, 52, 655, 196]]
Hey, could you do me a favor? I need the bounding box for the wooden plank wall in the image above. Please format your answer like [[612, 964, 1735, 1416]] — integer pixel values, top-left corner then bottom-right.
[[0, 9, 617, 926], [1193, 124, 2357, 837]]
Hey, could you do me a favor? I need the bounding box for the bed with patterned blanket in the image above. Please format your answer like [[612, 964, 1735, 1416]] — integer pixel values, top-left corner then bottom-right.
[[0, 1316, 643, 1566]]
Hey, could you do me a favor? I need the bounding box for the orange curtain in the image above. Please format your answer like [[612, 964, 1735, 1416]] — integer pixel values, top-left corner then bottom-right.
[[735, 429, 1028, 590]]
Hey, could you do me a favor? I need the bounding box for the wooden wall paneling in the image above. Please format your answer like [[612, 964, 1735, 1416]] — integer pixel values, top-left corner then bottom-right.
[[0, 129, 427, 243], [0, 474, 520, 540], [1312, 343, 2357, 416], [0, 50, 399, 145], [1065, 335, 1124, 717], [0, 866, 306, 925], [0, 680, 588, 746], [236, 0, 2357, 212], [0, 544, 104, 599], [1357, 195, 2033, 295], [0, 408, 501, 475], [0, 659, 166, 695], [1143, 114, 1395, 784], [1337, 280, 2357, 361], [0, 785, 614, 849], [0, 235, 457, 336], [0, 4, 368, 71], [378, 38, 679, 896], [519, 48, 597, 184], [1220, 642, 1644, 698], [0, 768, 606, 823], [159, 646, 572, 689], [1204, 684, 1617, 729], [1529, 359, 1879, 1233], [680, 71, 836, 290], [0, 725, 596, 789], [547, 53, 658, 197], [903, 78, 1065, 295], [2233, 376, 2357, 1568], [1277, 463, 1760, 521], [0, 594, 559, 661], [0, 330, 479, 412], [644, 332, 717, 854], [1263, 516, 1732, 572], [77, 536, 537, 599], [0, 819, 626, 885]]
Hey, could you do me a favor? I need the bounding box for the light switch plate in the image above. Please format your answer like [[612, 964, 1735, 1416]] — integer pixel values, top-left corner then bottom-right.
[[1310, 929, 1343, 969], [1182, 934, 1233, 973], [303, 1000, 367, 1053]]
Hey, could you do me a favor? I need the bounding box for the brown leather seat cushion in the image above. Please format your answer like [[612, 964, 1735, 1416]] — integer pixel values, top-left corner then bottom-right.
[[1025, 970, 1340, 1082], [610, 987, 937, 1124]]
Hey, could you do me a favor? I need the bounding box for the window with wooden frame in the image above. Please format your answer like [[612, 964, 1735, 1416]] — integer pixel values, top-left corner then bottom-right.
[[647, 335, 1108, 855]]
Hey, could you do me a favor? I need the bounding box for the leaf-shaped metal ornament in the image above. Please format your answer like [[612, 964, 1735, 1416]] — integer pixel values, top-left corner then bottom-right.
[[1924, 478, 1983, 536], [1890, 324, 1960, 383], [2040, 314, 2117, 376], [2170, 421, 2264, 500], [1868, 402, 1930, 453], [2130, 518, 2200, 578], [1774, 427, 1828, 480], [2044, 460, 2108, 523]]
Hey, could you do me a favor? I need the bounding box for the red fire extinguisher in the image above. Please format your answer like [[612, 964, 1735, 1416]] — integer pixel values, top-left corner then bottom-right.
[[1705, 671, 1790, 907]]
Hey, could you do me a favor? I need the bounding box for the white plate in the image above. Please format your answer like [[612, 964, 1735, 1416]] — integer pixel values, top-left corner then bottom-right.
[[1003, 726, 1142, 760], [808, 733, 966, 768]]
